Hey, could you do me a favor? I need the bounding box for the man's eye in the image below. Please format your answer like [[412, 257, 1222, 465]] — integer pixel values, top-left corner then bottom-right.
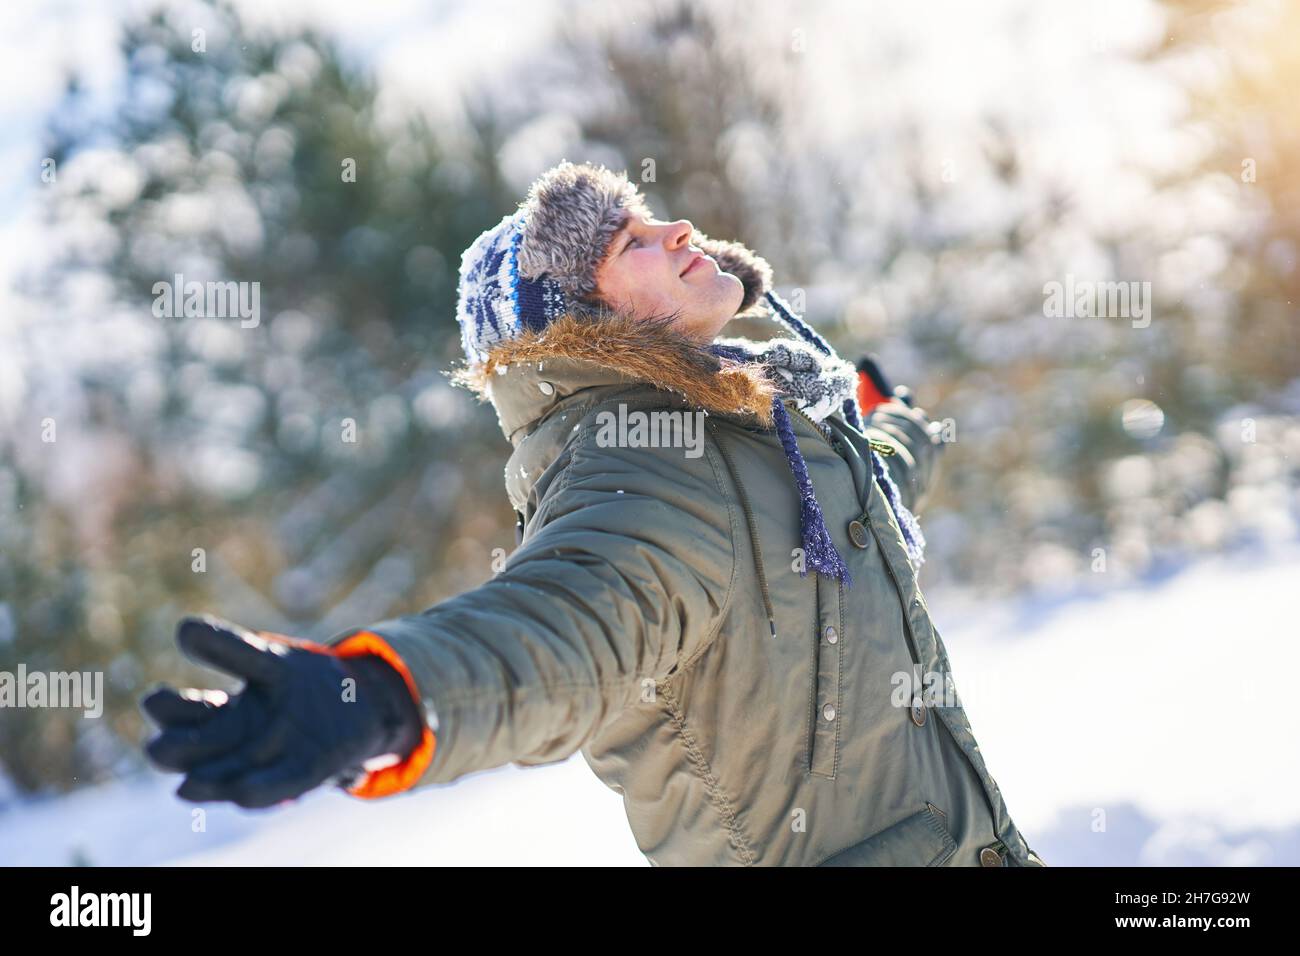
[[623, 236, 639, 253]]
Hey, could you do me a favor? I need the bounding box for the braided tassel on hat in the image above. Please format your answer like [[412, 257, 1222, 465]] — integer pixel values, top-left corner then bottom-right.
[[770, 397, 854, 585]]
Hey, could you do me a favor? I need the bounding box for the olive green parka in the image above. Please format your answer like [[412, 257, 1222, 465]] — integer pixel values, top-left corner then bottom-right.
[[328, 311, 1045, 867]]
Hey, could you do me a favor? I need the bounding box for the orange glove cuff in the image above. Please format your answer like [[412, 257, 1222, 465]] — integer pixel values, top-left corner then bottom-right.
[[255, 628, 437, 799]]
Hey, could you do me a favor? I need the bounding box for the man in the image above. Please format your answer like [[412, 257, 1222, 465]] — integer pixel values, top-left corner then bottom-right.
[[143, 160, 1045, 867]]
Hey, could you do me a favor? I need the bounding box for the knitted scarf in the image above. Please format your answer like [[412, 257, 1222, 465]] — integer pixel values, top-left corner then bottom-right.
[[707, 307, 926, 588]]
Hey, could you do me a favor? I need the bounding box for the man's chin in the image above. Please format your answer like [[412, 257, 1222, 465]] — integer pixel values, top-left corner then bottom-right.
[[668, 313, 728, 345], [701, 314, 738, 344], [721, 272, 746, 314]]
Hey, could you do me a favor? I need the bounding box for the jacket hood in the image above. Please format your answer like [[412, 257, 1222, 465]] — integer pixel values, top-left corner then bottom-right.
[[448, 310, 784, 446]]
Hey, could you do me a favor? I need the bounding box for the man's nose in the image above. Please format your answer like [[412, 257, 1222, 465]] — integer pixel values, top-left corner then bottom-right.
[[661, 219, 694, 249]]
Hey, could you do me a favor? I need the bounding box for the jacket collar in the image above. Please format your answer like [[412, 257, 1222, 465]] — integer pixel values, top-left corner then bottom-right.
[[449, 312, 782, 446]]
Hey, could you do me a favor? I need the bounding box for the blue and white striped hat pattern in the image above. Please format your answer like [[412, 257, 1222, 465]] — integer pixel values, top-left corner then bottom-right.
[[456, 161, 654, 365], [455, 211, 572, 366]]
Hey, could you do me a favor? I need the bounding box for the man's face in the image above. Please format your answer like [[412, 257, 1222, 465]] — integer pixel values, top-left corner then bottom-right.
[[591, 210, 744, 341]]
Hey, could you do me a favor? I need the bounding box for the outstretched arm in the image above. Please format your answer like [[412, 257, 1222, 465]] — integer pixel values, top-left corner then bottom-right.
[[143, 420, 738, 805], [327, 422, 739, 793]]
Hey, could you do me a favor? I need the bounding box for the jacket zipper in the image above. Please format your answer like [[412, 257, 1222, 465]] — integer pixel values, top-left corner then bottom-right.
[[784, 399, 831, 446]]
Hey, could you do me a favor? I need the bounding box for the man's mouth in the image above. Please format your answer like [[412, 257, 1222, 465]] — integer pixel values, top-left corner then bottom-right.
[[681, 253, 709, 277]]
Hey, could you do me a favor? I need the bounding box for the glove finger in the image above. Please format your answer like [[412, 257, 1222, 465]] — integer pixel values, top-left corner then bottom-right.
[[178, 754, 316, 809], [144, 691, 269, 771], [177, 615, 285, 686], [230, 755, 324, 809], [140, 686, 228, 728], [183, 719, 291, 784], [174, 768, 258, 804]]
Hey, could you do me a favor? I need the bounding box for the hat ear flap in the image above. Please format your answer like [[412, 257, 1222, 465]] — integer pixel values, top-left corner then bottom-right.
[[691, 230, 773, 316]]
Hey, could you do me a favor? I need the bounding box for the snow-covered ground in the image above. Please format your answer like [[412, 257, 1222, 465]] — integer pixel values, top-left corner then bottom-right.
[[2, 542, 1298, 866], [937, 541, 1300, 866]]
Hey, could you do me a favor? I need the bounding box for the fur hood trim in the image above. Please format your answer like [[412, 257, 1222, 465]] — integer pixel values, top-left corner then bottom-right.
[[448, 311, 781, 429]]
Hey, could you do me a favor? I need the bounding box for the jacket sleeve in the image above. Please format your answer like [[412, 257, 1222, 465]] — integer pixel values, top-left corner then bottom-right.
[[324, 418, 738, 794], [861, 400, 944, 515]]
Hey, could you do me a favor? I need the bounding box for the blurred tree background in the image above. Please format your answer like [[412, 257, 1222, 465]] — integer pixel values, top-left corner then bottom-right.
[[1, 0, 1296, 795]]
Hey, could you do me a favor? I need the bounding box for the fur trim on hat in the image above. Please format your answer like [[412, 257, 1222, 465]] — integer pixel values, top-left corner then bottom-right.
[[690, 229, 773, 317], [516, 161, 652, 299], [449, 310, 781, 427]]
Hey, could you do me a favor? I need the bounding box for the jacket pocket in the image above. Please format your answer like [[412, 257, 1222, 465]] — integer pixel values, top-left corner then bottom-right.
[[817, 803, 957, 867]]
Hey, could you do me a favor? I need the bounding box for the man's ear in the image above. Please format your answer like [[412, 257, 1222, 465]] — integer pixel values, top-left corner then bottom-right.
[[690, 230, 773, 315]]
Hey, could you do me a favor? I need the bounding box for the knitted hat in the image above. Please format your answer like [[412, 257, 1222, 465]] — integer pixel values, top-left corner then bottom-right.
[[456, 161, 773, 364], [455, 161, 925, 583]]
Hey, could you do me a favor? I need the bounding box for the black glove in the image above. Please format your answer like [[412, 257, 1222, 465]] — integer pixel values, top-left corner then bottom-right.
[[141, 615, 424, 809]]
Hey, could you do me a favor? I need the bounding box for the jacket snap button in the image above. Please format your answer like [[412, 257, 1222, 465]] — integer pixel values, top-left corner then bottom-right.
[[537, 381, 555, 395], [980, 845, 1004, 867], [910, 698, 927, 726], [822, 703, 836, 722], [848, 519, 870, 549], [824, 625, 838, 644]]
